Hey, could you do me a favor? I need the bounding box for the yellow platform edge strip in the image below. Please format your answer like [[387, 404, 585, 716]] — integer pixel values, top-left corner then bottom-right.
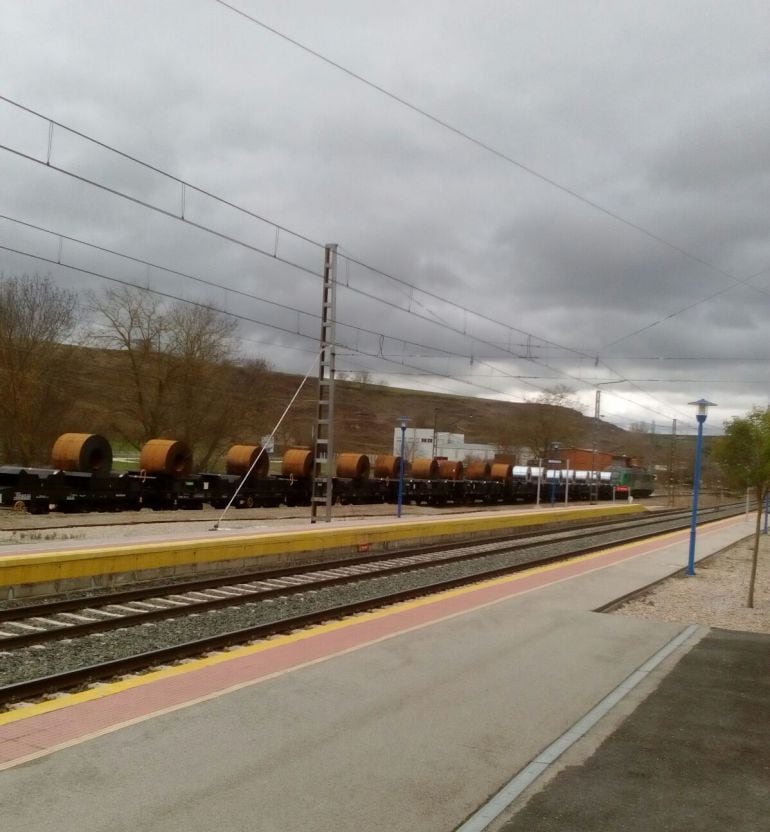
[[0, 504, 642, 587]]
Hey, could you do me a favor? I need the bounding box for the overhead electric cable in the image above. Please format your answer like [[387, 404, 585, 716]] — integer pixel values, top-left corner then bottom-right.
[[2, 237, 695, 424], [0, 213, 320, 321], [599, 264, 770, 351], [1, 230, 690, 424], [0, 241, 546, 403], [0, 95, 629, 368], [0, 214, 562, 378], [211, 0, 767, 298], [0, 95, 711, 423], [0, 119, 618, 394]]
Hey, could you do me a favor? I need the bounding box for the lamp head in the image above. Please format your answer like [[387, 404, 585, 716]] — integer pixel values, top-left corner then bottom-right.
[[690, 399, 717, 416], [688, 398, 717, 420]]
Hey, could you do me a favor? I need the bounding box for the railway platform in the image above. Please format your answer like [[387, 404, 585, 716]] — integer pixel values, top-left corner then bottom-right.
[[0, 501, 641, 599], [0, 511, 763, 831]]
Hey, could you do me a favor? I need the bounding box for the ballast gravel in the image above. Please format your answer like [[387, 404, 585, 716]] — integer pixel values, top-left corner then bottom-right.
[[613, 531, 770, 634], [0, 516, 700, 687]]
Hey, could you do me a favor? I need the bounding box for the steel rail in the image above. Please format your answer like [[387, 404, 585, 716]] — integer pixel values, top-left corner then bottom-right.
[[0, 504, 722, 626], [0, 505, 727, 647]]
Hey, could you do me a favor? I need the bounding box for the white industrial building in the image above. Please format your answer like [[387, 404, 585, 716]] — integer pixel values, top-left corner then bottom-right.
[[392, 428, 497, 462]]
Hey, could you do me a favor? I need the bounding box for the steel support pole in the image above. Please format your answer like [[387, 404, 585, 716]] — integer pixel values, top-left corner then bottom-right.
[[564, 458, 570, 504], [397, 421, 407, 517], [310, 243, 337, 523], [686, 413, 707, 575], [591, 390, 600, 504]]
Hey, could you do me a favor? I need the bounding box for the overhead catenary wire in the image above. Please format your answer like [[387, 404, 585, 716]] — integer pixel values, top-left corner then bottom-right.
[[0, 241, 550, 405], [211, 0, 770, 320], [0, 95, 631, 369], [0, 219, 564, 384], [0, 239, 706, 428], [0, 122, 600, 378], [0, 92, 708, 422], [598, 263, 770, 352], [0, 234, 702, 428], [0, 96, 715, 426], [0, 129, 606, 391], [0, 207, 639, 409]]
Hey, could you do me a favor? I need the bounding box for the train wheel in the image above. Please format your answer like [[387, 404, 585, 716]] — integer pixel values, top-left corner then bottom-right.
[[12, 500, 27, 513]]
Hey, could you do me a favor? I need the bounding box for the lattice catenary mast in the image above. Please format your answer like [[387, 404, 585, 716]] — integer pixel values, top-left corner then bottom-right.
[[310, 244, 338, 522]]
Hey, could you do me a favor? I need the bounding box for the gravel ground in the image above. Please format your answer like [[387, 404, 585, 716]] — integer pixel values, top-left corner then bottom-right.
[[612, 532, 770, 634]]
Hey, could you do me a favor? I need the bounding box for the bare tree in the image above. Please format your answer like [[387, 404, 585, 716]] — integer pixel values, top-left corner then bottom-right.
[[166, 303, 240, 468], [89, 287, 175, 441], [0, 275, 78, 464], [89, 287, 246, 468], [519, 386, 587, 460], [352, 370, 372, 385]]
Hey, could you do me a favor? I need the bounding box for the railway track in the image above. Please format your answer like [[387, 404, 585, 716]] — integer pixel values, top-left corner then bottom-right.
[[0, 504, 743, 707]]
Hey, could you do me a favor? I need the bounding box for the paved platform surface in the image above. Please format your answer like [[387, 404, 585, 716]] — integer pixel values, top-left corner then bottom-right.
[[0, 501, 638, 556], [494, 628, 770, 832], [0, 514, 761, 831]]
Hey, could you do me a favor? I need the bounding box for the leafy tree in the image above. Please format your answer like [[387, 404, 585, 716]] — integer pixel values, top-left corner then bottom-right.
[[712, 407, 770, 607], [0, 275, 78, 464]]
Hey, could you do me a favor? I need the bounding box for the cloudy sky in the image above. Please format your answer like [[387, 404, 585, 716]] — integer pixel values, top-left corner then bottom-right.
[[1, 1, 768, 436]]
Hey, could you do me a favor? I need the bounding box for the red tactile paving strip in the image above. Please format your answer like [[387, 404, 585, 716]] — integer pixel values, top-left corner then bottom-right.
[[0, 517, 741, 769]]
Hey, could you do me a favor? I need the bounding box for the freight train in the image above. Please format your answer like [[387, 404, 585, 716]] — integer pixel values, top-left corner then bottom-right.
[[0, 433, 637, 515]]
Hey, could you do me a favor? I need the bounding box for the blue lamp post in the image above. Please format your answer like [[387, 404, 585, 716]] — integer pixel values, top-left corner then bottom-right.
[[687, 398, 717, 576], [397, 417, 408, 518]]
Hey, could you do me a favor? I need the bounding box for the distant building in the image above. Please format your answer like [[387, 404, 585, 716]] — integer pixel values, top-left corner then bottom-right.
[[392, 428, 497, 462]]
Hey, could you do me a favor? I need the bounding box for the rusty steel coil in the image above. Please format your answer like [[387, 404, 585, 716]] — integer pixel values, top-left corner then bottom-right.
[[373, 455, 403, 478], [410, 458, 438, 479], [336, 453, 370, 479], [139, 439, 193, 476], [490, 463, 513, 481], [225, 444, 269, 479], [50, 433, 113, 473], [465, 461, 491, 480], [282, 448, 313, 478], [437, 459, 464, 480]]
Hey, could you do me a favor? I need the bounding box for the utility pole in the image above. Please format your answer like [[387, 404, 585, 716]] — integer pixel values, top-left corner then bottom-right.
[[590, 381, 624, 502], [310, 244, 337, 523], [669, 418, 677, 507], [590, 389, 601, 503]]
